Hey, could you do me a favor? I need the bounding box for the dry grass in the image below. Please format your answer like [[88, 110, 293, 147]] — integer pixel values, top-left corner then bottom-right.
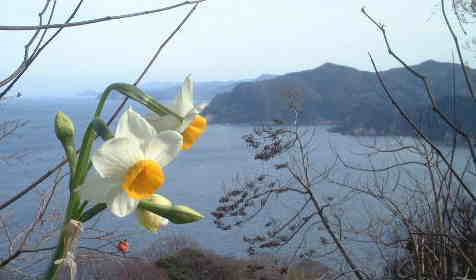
[[57, 235, 333, 280]]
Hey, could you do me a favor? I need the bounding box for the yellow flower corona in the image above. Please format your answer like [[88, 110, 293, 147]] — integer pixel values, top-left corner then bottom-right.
[[79, 108, 183, 217], [145, 76, 208, 150], [181, 115, 208, 150], [122, 160, 165, 200]]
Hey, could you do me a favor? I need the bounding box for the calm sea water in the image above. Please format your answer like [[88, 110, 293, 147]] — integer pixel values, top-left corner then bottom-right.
[[0, 97, 269, 256], [1, 97, 473, 274]]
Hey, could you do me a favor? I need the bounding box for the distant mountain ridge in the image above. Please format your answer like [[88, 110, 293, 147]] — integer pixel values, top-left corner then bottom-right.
[[144, 74, 278, 101], [202, 60, 476, 139], [78, 74, 279, 101], [144, 80, 238, 101]]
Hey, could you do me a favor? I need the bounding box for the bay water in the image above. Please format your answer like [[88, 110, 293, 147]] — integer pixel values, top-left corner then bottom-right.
[[1, 97, 472, 275]]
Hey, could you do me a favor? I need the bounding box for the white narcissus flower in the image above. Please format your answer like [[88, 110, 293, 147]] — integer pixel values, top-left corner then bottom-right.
[[79, 107, 183, 217], [135, 194, 171, 232], [146, 75, 208, 150]]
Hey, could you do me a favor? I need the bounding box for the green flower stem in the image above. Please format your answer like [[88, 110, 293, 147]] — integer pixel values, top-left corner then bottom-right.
[[46, 82, 184, 279], [63, 144, 77, 179], [73, 122, 97, 190], [45, 118, 111, 279], [47, 112, 83, 279], [44, 223, 72, 278], [54, 112, 77, 190], [95, 83, 184, 121], [72, 118, 113, 192], [44, 185, 81, 279], [92, 118, 114, 141]]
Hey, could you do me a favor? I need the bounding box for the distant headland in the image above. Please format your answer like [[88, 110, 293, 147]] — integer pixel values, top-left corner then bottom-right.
[[202, 60, 476, 141]]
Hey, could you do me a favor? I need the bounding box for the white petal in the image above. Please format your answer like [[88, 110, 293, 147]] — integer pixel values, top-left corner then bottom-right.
[[78, 172, 119, 203], [145, 113, 181, 132], [116, 107, 157, 141], [195, 103, 208, 113], [176, 76, 194, 117], [177, 110, 198, 132], [162, 103, 178, 112], [107, 189, 140, 217], [93, 137, 143, 178], [143, 131, 182, 167], [159, 217, 169, 226]]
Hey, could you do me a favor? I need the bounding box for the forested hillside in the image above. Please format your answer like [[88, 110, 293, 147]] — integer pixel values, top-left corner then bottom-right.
[[203, 60, 476, 139]]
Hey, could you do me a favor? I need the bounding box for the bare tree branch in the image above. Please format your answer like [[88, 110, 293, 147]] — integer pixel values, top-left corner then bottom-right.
[[0, 0, 55, 88], [0, 0, 205, 31], [107, 2, 202, 124], [0, 247, 55, 267], [367, 53, 476, 202], [362, 7, 476, 170], [0, 0, 86, 98], [441, 0, 475, 99]]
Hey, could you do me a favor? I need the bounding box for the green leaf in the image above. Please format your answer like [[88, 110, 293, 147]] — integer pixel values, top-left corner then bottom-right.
[[95, 83, 183, 121], [79, 203, 107, 223]]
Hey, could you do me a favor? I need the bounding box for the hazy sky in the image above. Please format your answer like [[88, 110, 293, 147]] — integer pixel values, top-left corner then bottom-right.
[[1, 0, 472, 96]]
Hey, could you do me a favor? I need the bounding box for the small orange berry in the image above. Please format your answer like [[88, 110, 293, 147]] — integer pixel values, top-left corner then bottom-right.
[[117, 240, 130, 253]]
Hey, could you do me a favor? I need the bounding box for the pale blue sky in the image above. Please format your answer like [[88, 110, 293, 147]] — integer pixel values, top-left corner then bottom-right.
[[0, 0, 471, 96]]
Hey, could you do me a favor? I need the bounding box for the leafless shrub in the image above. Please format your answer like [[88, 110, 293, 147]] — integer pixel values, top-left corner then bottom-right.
[[336, 4, 476, 279], [214, 110, 365, 280]]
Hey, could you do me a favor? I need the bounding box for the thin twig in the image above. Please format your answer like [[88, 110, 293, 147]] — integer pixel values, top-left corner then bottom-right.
[[368, 53, 476, 202], [440, 0, 475, 99], [107, 2, 202, 125], [362, 7, 476, 199], [0, 1, 205, 31], [0, 247, 56, 267], [0, 0, 86, 98], [0, 170, 64, 267], [0, 0, 54, 88], [363, 7, 476, 169], [30, 0, 58, 60], [0, 159, 68, 210]]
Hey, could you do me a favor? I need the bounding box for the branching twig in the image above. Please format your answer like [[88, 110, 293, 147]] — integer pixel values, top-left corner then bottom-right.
[[362, 7, 476, 171], [0, 0, 55, 88], [0, 247, 55, 267], [0, 1, 205, 31], [440, 0, 475, 99], [0, 0, 86, 98], [368, 54, 476, 202], [107, 1, 202, 125]]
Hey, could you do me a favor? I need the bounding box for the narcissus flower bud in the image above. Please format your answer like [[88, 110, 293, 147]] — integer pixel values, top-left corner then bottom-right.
[[171, 205, 205, 223], [136, 194, 171, 232], [137, 196, 204, 224], [55, 111, 75, 144]]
